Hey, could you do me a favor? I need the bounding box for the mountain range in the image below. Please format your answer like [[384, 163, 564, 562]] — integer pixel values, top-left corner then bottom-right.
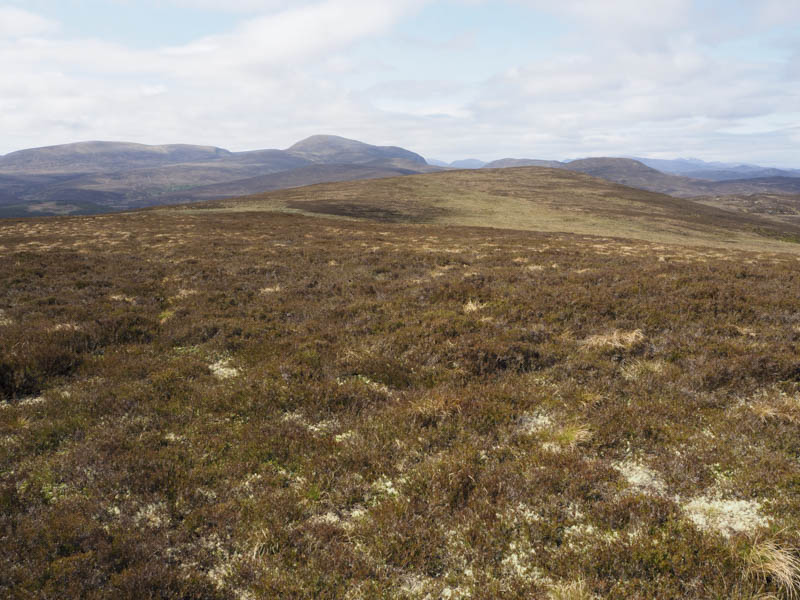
[[1, 135, 799, 219], [0, 135, 435, 217]]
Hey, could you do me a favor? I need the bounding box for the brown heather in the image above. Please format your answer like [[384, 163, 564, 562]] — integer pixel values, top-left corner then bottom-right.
[[2, 207, 800, 599]]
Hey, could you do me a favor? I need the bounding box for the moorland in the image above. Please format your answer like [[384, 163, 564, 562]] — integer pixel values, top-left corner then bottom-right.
[[3, 165, 800, 598]]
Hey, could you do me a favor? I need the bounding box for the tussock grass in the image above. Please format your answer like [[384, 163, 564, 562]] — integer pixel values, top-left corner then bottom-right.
[[548, 578, 598, 600], [583, 329, 646, 350], [749, 388, 800, 424], [745, 537, 800, 599]]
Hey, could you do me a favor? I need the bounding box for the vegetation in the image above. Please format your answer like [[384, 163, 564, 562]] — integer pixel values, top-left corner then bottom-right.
[[3, 202, 800, 598], [190, 166, 800, 253]]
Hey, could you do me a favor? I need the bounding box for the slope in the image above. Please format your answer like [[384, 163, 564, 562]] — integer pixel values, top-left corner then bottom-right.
[[155, 164, 423, 205], [482, 157, 800, 200], [180, 166, 800, 253]]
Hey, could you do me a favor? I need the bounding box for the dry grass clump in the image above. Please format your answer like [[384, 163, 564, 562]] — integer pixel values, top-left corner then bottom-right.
[[552, 423, 593, 449], [541, 423, 593, 452], [620, 358, 665, 381], [462, 299, 485, 313], [406, 390, 462, 426], [548, 578, 597, 600], [583, 329, 646, 350], [744, 537, 800, 599], [749, 388, 800, 423]]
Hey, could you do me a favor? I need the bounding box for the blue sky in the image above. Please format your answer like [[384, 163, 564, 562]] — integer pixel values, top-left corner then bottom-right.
[[1, 0, 798, 166]]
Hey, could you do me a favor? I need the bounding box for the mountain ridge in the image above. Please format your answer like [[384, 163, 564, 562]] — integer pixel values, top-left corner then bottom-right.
[[0, 135, 436, 217]]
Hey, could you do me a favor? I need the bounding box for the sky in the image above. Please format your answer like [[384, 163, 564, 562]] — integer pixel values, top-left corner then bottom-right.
[[1, 0, 799, 166]]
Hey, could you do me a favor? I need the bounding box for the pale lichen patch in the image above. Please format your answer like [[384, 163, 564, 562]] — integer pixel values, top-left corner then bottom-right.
[[307, 418, 339, 435], [50, 323, 81, 332], [334, 430, 357, 444], [372, 476, 401, 499], [210, 359, 239, 380], [173, 288, 198, 300], [518, 412, 553, 435], [19, 395, 46, 407], [463, 299, 485, 313], [615, 460, 666, 495], [683, 497, 771, 538], [337, 374, 391, 395], [133, 502, 169, 529]]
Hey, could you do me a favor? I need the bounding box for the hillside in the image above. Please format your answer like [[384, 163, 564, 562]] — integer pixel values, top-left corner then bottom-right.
[[189, 166, 800, 252], [481, 157, 800, 200], [156, 164, 422, 205], [560, 158, 700, 196], [3, 201, 800, 598]]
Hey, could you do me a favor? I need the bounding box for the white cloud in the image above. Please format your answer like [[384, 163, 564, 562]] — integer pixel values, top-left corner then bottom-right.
[[0, 6, 58, 38], [758, 0, 800, 25], [165, 0, 425, 71], [165, 0, 313, 12], [0, 0, 798, 167]]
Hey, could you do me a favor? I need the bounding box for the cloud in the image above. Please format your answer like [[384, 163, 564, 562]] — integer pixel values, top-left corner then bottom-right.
[[0, 6, 58, 38], [0, 0, 429, 152], [0, 0, 798, 167], [165, 0, 425, 71], [164, 0, 314, 12], [758, 0, 800, 24]]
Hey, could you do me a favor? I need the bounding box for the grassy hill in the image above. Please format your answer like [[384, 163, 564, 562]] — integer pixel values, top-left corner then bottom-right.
[[3, 197, 800, 597], [185, 166, 800, 253]]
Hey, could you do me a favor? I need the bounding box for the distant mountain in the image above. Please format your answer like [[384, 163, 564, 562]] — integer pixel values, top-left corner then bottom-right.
[[286, 135, 426, 167], [558, 157, 699, 196], [633, 157, 723, 175], [708, 177, 800, 196], [0, 135, 435, 217], [682, 168, 800, 182], [449, 159, 486, 169], [483, 158, 564, 169], [426, 158, 450, 167], [634, 157, 800, 181], [559, 158, 800, 198], [4, 136, 800, 219], [0, 141, 231, 174], [426, 158, 487, 169]]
